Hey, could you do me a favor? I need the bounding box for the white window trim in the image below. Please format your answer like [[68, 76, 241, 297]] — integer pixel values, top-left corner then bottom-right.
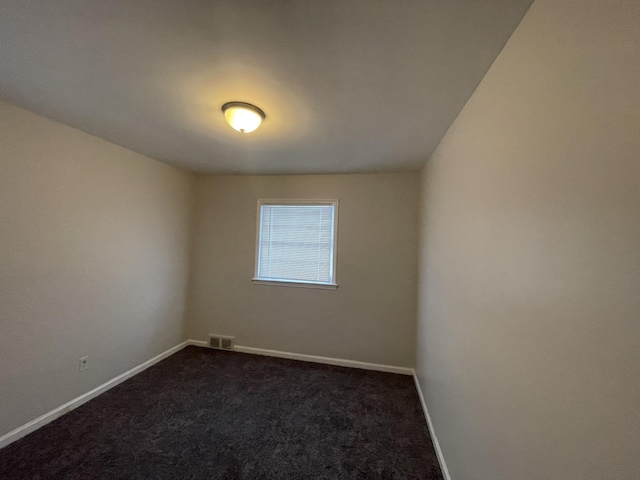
[[252, 199, 339, 290]]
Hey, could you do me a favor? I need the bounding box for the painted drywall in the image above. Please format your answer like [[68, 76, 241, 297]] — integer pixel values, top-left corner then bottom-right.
[[0, 99, 194, 437], [0, 0, 532, 174], [416, 1, 640, 479], [187, 173, 419, 367]]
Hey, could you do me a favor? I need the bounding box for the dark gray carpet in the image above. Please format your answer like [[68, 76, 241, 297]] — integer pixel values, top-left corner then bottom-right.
[[0, 346, 444, 479]]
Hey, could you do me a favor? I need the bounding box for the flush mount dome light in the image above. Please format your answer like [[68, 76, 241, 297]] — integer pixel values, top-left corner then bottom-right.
[[222, 102, 265, 133]]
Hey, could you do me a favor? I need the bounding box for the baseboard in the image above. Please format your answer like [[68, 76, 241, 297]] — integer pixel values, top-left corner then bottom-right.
[[226, 344, 413, 375], [412, 370, 452, 480], [0, 339, 193, 450], [1, 339, 415, 451]]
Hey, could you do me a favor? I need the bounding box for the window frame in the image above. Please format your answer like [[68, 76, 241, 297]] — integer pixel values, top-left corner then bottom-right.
[[252, 199, 339, 290]]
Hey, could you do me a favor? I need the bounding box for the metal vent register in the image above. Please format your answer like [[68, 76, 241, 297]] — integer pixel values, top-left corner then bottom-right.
[[208, 335, 234, 351]]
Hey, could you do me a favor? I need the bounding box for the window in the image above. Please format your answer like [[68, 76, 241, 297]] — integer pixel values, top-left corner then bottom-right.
[[253, 199, 338, 289]]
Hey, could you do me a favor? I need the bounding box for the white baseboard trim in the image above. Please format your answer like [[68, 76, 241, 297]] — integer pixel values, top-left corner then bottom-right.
[[1, 340, 414, 451], [227, 344, 413, 375], [0, 339, 193, 450], [413, 370, 452, 480]]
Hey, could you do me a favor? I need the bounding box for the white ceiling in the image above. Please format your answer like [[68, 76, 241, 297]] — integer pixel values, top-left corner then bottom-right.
[[0, 0, 532, 174]]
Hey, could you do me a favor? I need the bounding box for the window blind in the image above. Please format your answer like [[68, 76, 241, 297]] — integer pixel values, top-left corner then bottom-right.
[[257, 204, 335, 284]]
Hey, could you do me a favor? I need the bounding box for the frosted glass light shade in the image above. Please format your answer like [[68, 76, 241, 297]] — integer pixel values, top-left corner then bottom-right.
[[222, 102, 265, 133]]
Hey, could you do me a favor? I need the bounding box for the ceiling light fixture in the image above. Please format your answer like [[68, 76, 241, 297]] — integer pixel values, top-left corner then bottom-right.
[[221, 102, 265, 133]]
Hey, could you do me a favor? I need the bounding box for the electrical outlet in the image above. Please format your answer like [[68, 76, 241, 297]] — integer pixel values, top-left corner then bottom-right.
[[79, 356, 89, 371]]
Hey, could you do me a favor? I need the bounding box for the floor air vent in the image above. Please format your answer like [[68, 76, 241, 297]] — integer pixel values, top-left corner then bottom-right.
[[208, 335, 235, 351]]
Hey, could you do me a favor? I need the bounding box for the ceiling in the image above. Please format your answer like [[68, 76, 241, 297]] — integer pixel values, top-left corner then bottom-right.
[[0, 0, 533, 174]]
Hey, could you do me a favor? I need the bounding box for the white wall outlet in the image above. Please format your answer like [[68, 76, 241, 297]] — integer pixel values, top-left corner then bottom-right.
[[79, 356, 89, 371]]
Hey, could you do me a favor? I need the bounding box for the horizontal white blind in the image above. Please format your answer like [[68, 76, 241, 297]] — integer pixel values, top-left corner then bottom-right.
[[257, 204, 335, 284]]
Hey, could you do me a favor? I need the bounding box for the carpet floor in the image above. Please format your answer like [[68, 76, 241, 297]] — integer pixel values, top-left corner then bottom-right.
[[0, 346, 444, 479]]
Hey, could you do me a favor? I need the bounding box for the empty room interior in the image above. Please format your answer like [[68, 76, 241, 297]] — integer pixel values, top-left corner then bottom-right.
[[0, 1, 638, 479]]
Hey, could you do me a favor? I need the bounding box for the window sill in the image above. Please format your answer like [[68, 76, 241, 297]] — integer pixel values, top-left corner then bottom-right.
[[252, 278, 338, 290]]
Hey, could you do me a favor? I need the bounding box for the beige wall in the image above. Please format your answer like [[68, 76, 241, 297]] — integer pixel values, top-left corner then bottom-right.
[[0, 100, 194, 437], [416, 1, 640, 479], [187, 173, 419, 367]]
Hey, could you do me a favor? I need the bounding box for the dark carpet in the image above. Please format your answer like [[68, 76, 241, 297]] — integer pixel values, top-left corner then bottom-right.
[[0, 346, 444, 479]]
